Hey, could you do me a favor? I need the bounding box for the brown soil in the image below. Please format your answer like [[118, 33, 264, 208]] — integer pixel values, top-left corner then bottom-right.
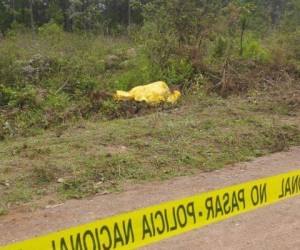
[[1, 147, 300, 249]]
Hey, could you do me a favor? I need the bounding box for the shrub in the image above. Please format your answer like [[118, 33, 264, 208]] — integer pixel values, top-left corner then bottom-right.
[[285, 28, 300, 61], [243, 37, 271, 63], [8, 85, 38, 108], [38, 22, 63, 38], [212, 36, 230, 58], [6, 22, 27, 38], [164, 58, 194, 85]]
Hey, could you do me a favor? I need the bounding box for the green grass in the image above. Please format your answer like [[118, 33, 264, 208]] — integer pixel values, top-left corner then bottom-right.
[[0, 88, 299, 214], [0, 30, 159, 139]]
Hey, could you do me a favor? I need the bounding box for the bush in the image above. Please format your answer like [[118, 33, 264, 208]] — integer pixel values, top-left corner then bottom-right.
[[243, 37, 271, 63], [38, 22, 63, 39], [285, 28, 300, 61], [112, 52, 154, 90], [0, 85, 15, 106], [164, 58, 194, 85], [6, 22, 27, 38], [9, 85, 38, 108], [212, 36, 230, 58], [43, 92, 71, 111]]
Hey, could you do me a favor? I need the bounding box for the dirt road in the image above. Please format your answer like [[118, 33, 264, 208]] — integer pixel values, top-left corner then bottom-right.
[[1, 147, 300, 249]]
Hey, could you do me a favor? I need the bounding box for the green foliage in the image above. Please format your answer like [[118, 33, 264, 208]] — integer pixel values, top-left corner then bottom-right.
[[285, 28, 300, 61], [32, 165, 56, 185], [0, 85, 14, 106], [242, 37, 271, 63], [164, 59, 194, 85], [211, 36, 231, 59], [281, 0, 300, 31], [0, 0, 300, 139], [0, 0, 300, 215], [38, 22, 63, 38], [46, 3, 64, 26], [0, 31, 158, 137], [140, 0, 208, 84], [5, 22, 27, 37], [43, 92, 71, 111], [1, 87, 300, 210], [112, 52, 154, 90], [7, 84, 38, 108]]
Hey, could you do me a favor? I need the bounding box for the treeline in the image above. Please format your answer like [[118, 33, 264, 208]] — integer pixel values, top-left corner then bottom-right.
[[0, 0, 145, 33], [0, 0, 299, 34]]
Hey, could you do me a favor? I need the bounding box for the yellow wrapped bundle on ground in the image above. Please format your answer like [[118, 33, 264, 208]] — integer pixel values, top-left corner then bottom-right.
[[114, 81, 181, 105]]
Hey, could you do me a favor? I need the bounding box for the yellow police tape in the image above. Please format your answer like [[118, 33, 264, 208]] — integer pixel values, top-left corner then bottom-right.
[[1, 169, 300, 250]]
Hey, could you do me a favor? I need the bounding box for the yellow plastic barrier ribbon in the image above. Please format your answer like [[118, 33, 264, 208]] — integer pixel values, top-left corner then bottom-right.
[[1, 169, 300, 250]]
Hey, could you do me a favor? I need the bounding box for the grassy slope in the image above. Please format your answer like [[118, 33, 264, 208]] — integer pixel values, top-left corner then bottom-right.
[[0, 87, 299, 215], [0, 32, 155, 139]]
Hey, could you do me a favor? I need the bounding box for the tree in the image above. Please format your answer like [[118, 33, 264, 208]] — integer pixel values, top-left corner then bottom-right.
[[0, 0, 13, 32]]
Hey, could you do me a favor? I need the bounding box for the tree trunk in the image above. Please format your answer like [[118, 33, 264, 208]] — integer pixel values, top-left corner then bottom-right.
[[29, 0, 35, 38], [128, 0, 131, 35], [11, 0, 16, 22], [240, 21, 246, 56]]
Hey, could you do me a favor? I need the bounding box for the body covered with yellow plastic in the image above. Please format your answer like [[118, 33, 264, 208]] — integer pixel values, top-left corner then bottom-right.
[[114, 81, 181, 105]]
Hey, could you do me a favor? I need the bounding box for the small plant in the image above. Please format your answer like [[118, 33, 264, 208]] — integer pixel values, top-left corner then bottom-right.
[[58, 178, 93, 199], [32, 165, 56, 185], [164, 58, 194, 85], [38, 22, 64, 42], [0, 207, 8, 216], [212, 36, 230, 58], [243, 37, 271, 63]]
